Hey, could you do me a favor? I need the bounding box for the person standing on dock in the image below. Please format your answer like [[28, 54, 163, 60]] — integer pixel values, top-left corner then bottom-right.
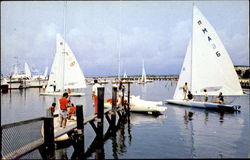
[[92, 79, 101, 114], [59, 92, 69, 128], [182, 82, 188, 100], [117, 81, 125, 107]]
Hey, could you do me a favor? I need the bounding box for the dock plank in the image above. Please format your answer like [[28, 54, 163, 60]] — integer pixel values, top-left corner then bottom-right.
[[54, 108, 113, 138]]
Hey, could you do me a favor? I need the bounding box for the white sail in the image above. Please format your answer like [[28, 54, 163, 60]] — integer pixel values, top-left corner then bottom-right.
[[173, 40, 192, 99], [24, 62, 31, 79], [123, 72, 127, 78], [173, 5, 243, 99], [191, 6, 243, 95], [45, 33, 86, 93], [43, 66, 48, 77], [13, 64, 18, 76]]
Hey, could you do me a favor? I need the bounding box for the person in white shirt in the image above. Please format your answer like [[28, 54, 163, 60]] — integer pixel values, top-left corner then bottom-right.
[[92, 79, 102, 114]]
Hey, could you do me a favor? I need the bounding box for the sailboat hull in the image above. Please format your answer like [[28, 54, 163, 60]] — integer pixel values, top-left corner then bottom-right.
[[104, 96, 167, 115], [166, 99, 240, 112]]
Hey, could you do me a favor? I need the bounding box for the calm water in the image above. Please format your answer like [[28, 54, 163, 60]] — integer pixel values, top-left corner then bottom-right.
[[1, 80, 249, 159]]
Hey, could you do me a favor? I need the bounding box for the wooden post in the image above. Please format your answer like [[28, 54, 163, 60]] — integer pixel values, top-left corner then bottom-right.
[[121, 87, 125, 107], [76, 105, 84, 134], [97, 87, 104, 139], [111, 86, 117, 130], [127, 82, 131, 114], [43, 117, 55, 159], [71, 105, 84, 159]]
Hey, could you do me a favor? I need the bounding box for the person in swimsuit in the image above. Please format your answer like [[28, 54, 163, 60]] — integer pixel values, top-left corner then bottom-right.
[[183, 82, 188, 100]]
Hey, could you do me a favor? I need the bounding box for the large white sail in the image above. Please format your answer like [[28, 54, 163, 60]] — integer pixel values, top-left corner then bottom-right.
[[191, 6, 243, 95], [45, 33, 86, 93], [173, 5, 243, 99]]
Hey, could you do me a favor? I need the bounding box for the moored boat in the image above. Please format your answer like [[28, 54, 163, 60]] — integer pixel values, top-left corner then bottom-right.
[[166, 5, 243, 111]]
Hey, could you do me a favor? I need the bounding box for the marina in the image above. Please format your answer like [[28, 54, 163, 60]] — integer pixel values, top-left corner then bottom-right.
[[1, 1, 249, 159], [1, 80, 249, 159]]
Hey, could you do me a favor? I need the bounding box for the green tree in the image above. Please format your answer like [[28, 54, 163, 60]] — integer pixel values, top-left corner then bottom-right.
[[242, 69, 250, 79]]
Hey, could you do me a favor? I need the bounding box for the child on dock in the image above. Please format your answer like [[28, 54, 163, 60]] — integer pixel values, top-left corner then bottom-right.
[[59, 92, 69, 128], [47, 102, 56, 117], [68, 103, 76, 120]]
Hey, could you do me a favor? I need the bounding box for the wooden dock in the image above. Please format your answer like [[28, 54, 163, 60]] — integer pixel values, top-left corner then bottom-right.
[[1, 85, 130, 159]]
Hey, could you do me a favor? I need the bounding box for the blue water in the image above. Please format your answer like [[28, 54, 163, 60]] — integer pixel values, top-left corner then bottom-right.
[[1, 80, 249, 159]]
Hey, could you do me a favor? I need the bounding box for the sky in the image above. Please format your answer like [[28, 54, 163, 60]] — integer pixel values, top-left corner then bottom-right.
[[1, 0, 249, 76]]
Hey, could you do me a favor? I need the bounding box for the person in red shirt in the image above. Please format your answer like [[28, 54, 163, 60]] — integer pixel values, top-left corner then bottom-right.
[[59, 92, 69, 128], [68, 103, 76, 120]]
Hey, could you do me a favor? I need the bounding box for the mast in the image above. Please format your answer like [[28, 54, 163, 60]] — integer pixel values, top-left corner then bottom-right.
[[190, 3, 194, 92], [118, 1, 122, 81], [62, 1, 67, 92]]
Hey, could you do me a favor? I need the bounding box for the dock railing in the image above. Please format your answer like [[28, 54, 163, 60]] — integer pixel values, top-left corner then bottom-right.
[[1, 117, 45, 159]]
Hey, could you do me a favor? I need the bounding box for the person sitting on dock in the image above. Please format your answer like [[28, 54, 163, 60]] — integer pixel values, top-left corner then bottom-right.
[[59, 92, 70, 128], [203, 89, 208, 102], [215, 92, 224, 104], [183, 82, 188, 100], [187, 91, 194, 101], [68, 103, 76, 120], [47, 102, 56, 117]]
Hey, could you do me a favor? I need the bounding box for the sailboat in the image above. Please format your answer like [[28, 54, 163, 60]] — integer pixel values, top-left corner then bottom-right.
[[40, 33, 86, 96], [166, 5, 243, 111], [11, 62, 31, 80], [32, 66, 48, 80], [138, 61, 153, 84]]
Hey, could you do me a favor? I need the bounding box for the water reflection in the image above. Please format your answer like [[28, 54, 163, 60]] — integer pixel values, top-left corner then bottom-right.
[[140, 84, 147, 100], [184, 110, 194, 126], [219, 112, 224, 124], [116, 122, 127, 155], [94, 146, 105, 160], [55, 148, 68, 160]]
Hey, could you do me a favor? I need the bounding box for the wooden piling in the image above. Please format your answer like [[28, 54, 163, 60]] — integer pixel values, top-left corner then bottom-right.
[[97, 87, 104, 139], [43, 117, 55, 159], [71, 105, 84, 159], [111, 86, 117, 129], [76, 105, 84, 134], [127, 82, 131, 113], [121, 87, 125, 107]]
